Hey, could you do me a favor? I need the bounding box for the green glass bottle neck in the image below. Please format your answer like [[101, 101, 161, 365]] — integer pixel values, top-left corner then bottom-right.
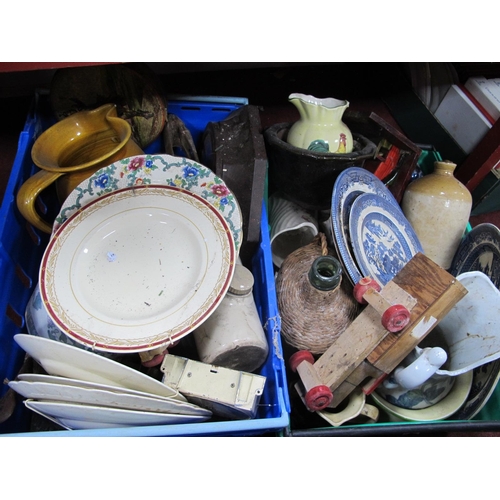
[[308, 255, 342, 291]]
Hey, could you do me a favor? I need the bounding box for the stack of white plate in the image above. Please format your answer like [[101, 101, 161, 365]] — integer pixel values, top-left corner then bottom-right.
[[10, 334, 212, 430]]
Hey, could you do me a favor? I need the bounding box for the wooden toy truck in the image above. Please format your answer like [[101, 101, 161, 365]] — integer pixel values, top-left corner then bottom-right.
[[289, 252, 468, 412]]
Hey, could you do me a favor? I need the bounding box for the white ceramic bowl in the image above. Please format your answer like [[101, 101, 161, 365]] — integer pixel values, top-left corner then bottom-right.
[[370, 370, 473, 422], [268, 191, 318, 268]]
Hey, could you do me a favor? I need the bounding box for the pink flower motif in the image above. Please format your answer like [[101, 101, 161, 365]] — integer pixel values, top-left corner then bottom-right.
[[211, 184, 230, 197], [127, 157, 145, 171], [135, 178, 144, 185]]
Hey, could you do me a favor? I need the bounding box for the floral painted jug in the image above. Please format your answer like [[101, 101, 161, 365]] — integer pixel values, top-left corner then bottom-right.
[[287, 93, 353, 154]]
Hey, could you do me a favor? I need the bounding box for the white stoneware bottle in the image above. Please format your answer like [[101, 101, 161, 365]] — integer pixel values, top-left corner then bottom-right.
[[193, 264, 269, 373]]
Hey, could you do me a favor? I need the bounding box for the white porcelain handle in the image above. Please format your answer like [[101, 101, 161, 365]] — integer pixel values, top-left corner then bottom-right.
[[393, 347, 448, 390]]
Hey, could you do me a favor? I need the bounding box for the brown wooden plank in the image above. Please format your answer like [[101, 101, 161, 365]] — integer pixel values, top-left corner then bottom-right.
[[367, 253, 468, 372], [314, 281, 416, 391]]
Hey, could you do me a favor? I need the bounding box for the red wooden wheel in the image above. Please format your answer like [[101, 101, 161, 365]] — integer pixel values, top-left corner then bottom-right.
[[289, 350, 315, 372], [305, 385, 333, 411], [353, 277, 381, 304], [381, 304, 411, 332]]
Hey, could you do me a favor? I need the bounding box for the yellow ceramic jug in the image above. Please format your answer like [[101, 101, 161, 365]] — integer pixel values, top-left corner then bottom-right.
[[17, 103, 144, 233], [287, 93, 353, 154]]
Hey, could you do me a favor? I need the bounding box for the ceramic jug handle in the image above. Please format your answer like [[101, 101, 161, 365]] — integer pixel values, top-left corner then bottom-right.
[[16, 169, 64, 234], [393, 347, 447, 390]]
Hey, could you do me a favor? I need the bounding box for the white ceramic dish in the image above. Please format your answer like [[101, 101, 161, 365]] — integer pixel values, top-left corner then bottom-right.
[[40, 185, 236, 353], [24, 399, 211, 430], [9, 379, 211, 417], [432, 271, 500, 376], [370, 370, 473, 422], [349, 192, 423, 286], [16, 372, 174, 398], [330, 167, 400, 285], [53, 154, 243, 254], [14, 334, 184, 401], [448, 226, 500, 419]]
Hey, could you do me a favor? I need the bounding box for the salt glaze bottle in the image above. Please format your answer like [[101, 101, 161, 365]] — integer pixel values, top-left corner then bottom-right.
[[287, 93, 353, 154], [401, 160, 472, 270], [193, 264, 269, 373]]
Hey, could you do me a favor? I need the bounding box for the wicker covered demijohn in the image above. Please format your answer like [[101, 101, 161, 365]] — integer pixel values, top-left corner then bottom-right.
[[276, 234, 361, 355]]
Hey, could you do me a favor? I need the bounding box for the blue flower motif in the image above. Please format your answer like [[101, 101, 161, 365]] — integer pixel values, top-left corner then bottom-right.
[[220, 197, 228, 206], [94, 173, 109, 189], [145, 159, 153, 168], [183, 165, 199, 178]]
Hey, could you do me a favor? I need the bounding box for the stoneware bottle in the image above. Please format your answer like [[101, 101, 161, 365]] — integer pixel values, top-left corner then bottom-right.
[[401, 160, 472, 270], [287, 93, 353, 154], [193, 264, 269, 373]]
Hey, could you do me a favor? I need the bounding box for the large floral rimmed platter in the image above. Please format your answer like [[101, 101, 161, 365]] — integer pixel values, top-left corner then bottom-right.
[[53, 154, 243, 255]]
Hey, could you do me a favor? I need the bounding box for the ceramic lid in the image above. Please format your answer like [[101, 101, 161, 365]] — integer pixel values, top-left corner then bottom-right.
[[228, 264, 254, 295]]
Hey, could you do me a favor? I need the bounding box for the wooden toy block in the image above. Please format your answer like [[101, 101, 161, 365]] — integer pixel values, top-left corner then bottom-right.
[[291, 252, 468, 411]]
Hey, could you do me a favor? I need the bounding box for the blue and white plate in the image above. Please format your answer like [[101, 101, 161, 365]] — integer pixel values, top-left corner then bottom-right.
[[330, 167, 400, 285], [348, 192, 423, 287], [449, 223, 500, 285]]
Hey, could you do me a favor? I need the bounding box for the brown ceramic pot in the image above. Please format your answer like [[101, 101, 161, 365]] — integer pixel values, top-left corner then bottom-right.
[[17, 103, 143, 233]]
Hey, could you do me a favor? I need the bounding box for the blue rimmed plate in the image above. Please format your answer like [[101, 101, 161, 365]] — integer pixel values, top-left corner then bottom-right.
[[449, 223, 500, 284], [348, 192, 423, 287], [330, 167, 399, 285]]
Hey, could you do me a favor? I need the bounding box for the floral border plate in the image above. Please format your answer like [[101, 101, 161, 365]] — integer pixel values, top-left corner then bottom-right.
[[448, 223, 500, 419], [41, 185, 235, 353], [330, 167, 400, 285], [349, 192, 423, 287], [53, 154, 243, 255]]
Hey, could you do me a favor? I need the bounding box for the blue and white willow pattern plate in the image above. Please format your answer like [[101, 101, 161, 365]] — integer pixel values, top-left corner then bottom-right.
[[449, 223, 500, 285], [330, 167, 400, 285], [449, 223, 500, 419], [348, 192, 423, 287], [53, 154, 243, 254]]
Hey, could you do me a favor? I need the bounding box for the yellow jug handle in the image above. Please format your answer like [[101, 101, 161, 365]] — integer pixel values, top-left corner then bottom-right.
[[16, 169, 64, 234]]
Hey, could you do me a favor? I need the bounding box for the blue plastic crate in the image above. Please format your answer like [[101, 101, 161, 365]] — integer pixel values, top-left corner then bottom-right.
[[0, 93, 289, 436], [143, 95, 249, 155]]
